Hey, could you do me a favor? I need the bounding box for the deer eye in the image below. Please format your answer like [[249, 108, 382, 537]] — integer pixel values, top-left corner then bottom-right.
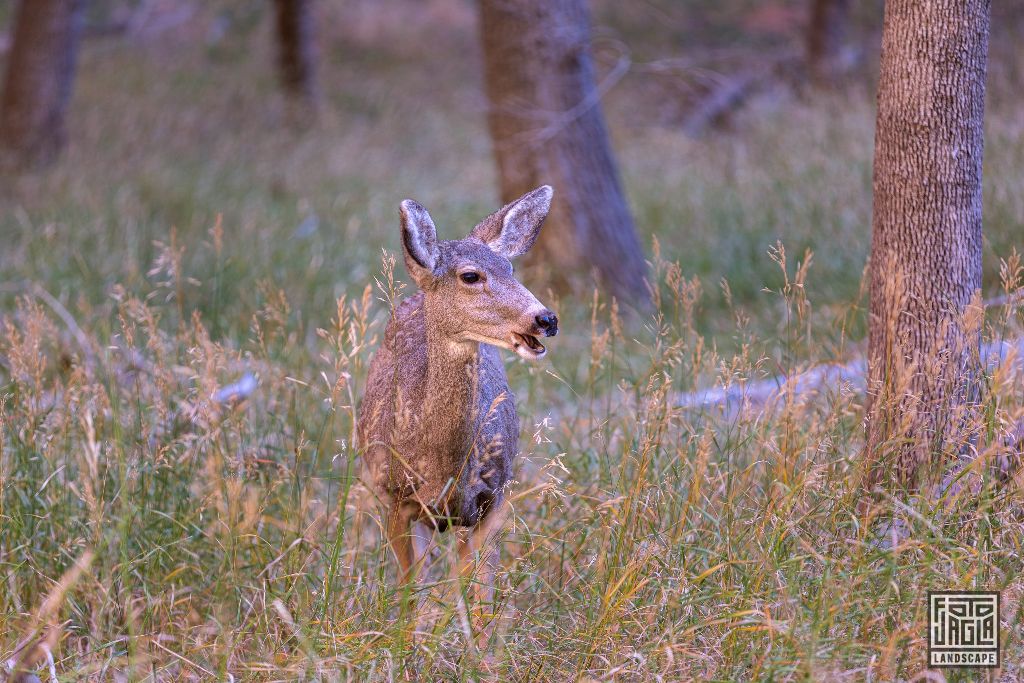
[[460, 272, 481, 284]]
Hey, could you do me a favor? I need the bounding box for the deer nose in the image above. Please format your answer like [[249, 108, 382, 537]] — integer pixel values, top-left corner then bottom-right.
[[535, 311, 558, 337]]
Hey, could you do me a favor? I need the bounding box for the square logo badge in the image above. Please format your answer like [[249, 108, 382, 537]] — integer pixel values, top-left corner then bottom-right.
[[928, 591, 1000, 668]]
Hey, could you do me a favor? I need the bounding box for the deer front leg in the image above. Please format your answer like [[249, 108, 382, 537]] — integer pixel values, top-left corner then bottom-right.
[[386, 501, 423, 620], [455, 494, 510, 649]]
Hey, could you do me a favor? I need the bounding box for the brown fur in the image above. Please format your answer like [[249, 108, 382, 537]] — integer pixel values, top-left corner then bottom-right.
[[357, 186, 557, 622]]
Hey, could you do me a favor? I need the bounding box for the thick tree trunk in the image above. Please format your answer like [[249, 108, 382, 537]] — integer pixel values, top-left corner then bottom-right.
[[865, 0, 991, 489], [478, 0, 649, 306], [806, 0, 850, 85], [0, 0, 83, 171], [273, 0, 319, 107]]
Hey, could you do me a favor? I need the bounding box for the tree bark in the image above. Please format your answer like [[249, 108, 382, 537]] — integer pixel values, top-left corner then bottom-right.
[[806, 0, 850, 85], [0, 0, 84, 171], [865, 0, 991, 488], [273, 0, 319, 107], [478, 0, 649, 306]]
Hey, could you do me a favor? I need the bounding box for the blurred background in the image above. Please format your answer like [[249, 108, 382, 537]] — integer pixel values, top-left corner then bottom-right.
[[0, 0, 1019, 346]]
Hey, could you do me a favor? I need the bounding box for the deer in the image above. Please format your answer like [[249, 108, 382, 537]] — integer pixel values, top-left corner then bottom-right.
[[358, 185, 558, 640]]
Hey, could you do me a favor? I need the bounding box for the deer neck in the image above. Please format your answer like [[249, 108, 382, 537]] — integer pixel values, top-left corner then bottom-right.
[[423, 325, 480, 443]]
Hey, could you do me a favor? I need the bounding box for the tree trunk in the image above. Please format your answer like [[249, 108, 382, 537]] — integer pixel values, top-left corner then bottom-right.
[[273, 0, 319, 107], [865, 0, 991, 489], [806, 0, 850, 85], [478, 0, 649, 306], [0, 0, 84, 171]]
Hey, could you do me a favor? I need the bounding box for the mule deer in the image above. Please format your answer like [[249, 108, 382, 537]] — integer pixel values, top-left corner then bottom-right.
[[358, 185, 558, 635]]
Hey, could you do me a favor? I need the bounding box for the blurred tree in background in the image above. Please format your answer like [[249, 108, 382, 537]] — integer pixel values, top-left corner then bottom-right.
[[272, 0, 319, 112], [805, 0, 850, 85], [479, 0, 650, 305], [0, 0, 83, 171]]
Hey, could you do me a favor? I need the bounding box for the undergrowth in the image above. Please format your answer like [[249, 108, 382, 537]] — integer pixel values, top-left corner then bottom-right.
[[3, 1, 1024, 680]]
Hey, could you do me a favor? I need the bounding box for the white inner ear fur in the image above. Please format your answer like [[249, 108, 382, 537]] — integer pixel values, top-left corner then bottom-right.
[[400, 200, 438, 271], [491, 185, 552, 257], [405, 224, 434, 269]]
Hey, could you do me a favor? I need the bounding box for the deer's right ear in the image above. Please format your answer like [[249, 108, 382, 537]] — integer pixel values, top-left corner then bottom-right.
[[399, 200, 439, 286]]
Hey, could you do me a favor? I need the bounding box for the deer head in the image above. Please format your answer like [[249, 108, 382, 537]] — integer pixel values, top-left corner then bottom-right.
[[398, 185, 558, 359]]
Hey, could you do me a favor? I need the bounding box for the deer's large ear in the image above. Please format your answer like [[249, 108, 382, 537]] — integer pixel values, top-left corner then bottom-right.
[[399, 200, 439, 287], [470, 185, 553, 260]]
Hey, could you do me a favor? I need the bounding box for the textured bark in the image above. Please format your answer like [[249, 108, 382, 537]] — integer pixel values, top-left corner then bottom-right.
[[0, 0, 83, 171], [865, 0, 991, 487], [273, 0, 319, 106], [478, 0, 649, 305], [806, 0, 850, 85]]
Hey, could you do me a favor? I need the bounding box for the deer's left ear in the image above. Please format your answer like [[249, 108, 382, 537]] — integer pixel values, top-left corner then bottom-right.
[[470, 185, 553, 260]]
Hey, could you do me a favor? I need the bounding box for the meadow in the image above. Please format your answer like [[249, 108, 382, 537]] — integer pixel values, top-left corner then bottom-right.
[[2, 1, 1024, 680]]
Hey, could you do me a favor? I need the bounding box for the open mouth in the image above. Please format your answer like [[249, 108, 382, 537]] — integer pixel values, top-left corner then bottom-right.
[[512, 332, 546, 358]]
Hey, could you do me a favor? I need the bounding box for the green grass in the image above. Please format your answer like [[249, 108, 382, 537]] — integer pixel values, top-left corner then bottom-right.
[[2, 2, 1024, 680]]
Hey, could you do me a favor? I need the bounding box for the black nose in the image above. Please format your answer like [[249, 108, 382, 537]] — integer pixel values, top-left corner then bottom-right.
[[535, 311, 558, 336]]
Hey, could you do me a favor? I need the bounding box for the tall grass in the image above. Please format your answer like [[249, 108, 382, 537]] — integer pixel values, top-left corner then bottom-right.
[[4, 236, 1024, 680], [3, 1, 1024, 680]]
